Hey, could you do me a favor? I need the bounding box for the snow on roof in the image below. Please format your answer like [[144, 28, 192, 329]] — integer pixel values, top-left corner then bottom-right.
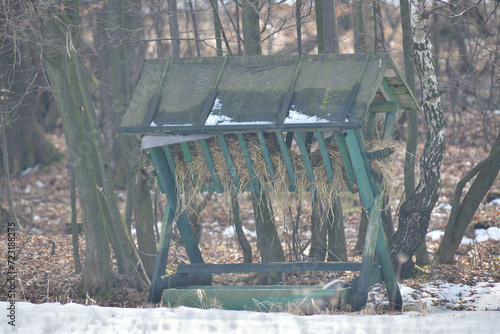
[[284, 108, 329, 124]]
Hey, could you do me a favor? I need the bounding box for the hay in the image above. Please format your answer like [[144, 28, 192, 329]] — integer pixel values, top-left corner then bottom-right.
[[166, 133, 395, 210]]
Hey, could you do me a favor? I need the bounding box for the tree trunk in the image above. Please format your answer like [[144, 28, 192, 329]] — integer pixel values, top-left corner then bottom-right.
[[322, 0, 339, 54], [45, 55, 113, 295], [167, 0, 181, 57], [231, 190, 252, 263], [309, 192, 327, 261], [436, 133, 500, 263], [241, 0, 262, 55], [42, 5, 148, 293], [389, 0, 446, 278], [252, 191, 286, 283], [0, 45, 63, 175], [106, 0, 153, 287], [133, 164, 157, 278], [328, 198, 347, 261], [353, 0, 375, 52], [240, 1, 284, 280], [400, 0, 429, 266], [96, 9, 123, 184], [314, 0, 347, 262]]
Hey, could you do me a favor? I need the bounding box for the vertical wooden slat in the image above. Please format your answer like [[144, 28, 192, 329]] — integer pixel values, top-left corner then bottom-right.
[[353, 193, 382, 310], [148, 147, 204, 265], [199, 139, 223, 193], [335, 133, 355, 191], [354, 130, 378, 194], [218, 135, 240, 189], [315, 131, 334, 183], [180, 142, 198, 185], [163, 145, 177, 175], [146, 204, 174, 304], [295, 132, 315, 182], [366, 112, 377, 139], [380, 78, 400, 140], [344, 130, 375, 206], [257, 132, 276, 180], [236, 133, 260, 193], [276, 132, 296, 191], [375, 223, 403, 310]]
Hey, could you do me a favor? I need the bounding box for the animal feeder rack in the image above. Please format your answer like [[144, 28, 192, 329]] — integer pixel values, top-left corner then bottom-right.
[[119, 53, 418, 311]]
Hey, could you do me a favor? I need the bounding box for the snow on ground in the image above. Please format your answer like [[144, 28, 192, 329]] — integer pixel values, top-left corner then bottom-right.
[[2, 282, 499, 334]]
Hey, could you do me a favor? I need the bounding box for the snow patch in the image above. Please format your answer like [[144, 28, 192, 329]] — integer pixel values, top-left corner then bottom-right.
[[205, 113, 272, 126], [426, 229, 444, 241], [488, 198, 500, 206], [435, 203, 452, 211], [212, 97, 223, 111], [21, 164, 40, 175], [461, 227, 500, 245], [222, 225, 257, 238], [2, 282, 500, 333], [285, 108, 329, 124]]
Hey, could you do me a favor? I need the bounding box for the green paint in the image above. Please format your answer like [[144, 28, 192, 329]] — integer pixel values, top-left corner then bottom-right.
[[199, 139, 223, 193], [257, 132, 276, 180], [276, 132, 296, 191]]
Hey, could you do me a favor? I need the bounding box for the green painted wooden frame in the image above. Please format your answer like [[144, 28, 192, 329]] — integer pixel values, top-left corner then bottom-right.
[[121, 54, 417, 311]]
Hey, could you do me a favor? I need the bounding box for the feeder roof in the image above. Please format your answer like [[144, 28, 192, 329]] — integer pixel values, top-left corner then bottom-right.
[[119, 53, 418, 148]]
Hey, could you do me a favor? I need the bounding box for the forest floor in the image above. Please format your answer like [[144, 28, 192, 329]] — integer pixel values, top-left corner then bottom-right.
[[0, 107, 499, 313]]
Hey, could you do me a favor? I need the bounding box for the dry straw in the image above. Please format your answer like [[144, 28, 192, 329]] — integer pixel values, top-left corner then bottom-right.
[[168, 133, 395, 212]]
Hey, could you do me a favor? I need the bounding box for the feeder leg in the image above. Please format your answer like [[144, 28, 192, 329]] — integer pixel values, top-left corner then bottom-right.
[[146, 205, 175, 304], [353, 195, 383, 311], [375, 223, 403, 310]]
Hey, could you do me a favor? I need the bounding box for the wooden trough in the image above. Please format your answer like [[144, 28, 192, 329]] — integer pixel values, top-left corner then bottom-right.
[[119, 53, 419, 311]]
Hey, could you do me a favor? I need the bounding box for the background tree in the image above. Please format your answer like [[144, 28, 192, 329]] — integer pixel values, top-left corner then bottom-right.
[[389, 0, 446, 277], [39, 1, 149, 293], [241, 0, 286, 282], [0, 43, 63, 176]]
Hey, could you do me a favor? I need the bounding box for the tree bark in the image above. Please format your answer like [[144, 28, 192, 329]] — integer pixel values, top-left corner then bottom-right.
[[400, 0, 429, 266], [167, 0, 181, 57], [322, 0, 339, 54], [309, 192, 327, 261], [389, 0, 446, 278], [240, 2, 284, 281], [241, 0, 262, 56], [250, 194, 280, 262], [41, 3, 148, 293], [327, 198, 347, 261], [231, 190, 252, 263], [353, 0, 375, 52], [133, 165, 157, 278], [0, 45, 63, 175], [45, 55, 113, 295], [315, 1, 347, 262], [436, 133, 500, 264]]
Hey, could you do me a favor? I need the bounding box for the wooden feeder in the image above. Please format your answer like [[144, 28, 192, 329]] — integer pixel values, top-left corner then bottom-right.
[[119, 53, 418, 311]]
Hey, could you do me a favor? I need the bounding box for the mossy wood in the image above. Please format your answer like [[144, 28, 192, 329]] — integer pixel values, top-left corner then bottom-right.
[[119, 53, 418, 311]]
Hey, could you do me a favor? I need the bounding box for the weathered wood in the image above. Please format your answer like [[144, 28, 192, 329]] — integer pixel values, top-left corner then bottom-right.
[[146, 205, 175, 304], [123, 54, 413, 311], [199, 139, 223, 192], [177, 261, 363, 274], [276, 132, 297, 191]]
